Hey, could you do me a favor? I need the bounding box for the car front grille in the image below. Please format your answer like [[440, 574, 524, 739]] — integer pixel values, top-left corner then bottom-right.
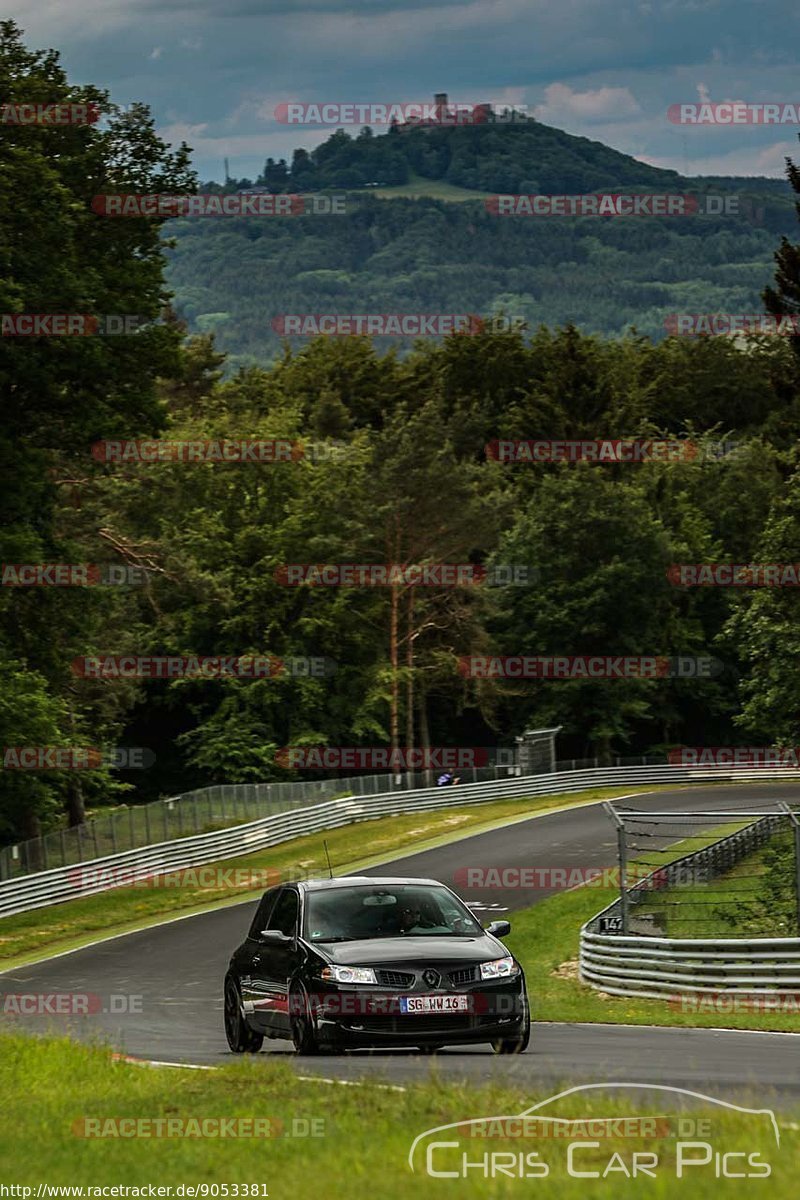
[[375, 969, 416, 988], [374, 966, 480, 988], [448, 966, 478, 985]]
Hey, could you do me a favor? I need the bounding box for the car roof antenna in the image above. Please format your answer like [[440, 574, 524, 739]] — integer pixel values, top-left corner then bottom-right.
[[323, 839, 334, 879]]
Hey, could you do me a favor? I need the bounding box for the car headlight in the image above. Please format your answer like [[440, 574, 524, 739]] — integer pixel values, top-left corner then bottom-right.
[[480, 955, 519, 980], [320, 965, 377, 985]]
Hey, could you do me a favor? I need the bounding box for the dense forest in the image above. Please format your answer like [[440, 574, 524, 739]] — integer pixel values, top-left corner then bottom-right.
[[165, 118, 796, 363], [167, 189, 795, 365], [4, 20, 800, 849]]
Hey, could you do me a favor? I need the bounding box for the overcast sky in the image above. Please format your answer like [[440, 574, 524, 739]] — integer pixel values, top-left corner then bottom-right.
[[12, 0, 800, 182]]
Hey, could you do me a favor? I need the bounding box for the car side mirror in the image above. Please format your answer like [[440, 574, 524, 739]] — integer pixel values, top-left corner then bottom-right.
[[259, 929, 292, 944], [485, 919, 511, 937]]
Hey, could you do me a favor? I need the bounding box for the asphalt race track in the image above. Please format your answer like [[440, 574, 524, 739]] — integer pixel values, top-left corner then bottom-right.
[[2, 783, 799, 1106]]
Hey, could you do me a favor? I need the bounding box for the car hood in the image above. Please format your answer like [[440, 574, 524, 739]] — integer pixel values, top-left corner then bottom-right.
[[313, 933, 507, 965]]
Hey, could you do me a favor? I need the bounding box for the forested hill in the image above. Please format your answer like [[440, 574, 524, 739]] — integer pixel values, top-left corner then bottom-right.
[[235, 115, 685, 194], [165, 117, 796, 369]]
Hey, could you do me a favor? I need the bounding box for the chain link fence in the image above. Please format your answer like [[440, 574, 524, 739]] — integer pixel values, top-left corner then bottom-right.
[[1, 732, 652, 881], [600, 804, 800, 937]]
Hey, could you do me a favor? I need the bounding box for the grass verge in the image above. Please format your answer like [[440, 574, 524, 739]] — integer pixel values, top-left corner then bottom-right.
[[506, 884, 800, 1033], [0, 1032, 796, 1195], [0, 786, 655, 970]]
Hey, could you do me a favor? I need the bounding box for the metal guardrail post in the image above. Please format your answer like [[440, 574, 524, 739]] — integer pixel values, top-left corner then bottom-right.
[[603, 801, 628, 934]]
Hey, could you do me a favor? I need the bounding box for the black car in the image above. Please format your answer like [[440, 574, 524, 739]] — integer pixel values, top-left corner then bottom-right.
[[224, 875, 530, 1055]]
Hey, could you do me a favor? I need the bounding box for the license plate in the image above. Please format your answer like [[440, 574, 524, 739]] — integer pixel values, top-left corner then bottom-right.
[[398, 994, 470, 1014]]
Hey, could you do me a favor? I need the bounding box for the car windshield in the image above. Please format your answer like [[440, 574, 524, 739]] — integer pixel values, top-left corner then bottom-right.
[[304, 884, 484, 942]]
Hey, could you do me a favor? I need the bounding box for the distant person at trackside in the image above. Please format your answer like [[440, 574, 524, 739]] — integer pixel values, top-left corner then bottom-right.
[[436, 772, 460, 786]]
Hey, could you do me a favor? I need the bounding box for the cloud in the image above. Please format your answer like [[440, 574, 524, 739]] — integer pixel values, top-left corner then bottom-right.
[[640, 140, 798, 176], [12, 0, 800, 180], [534, 82, 642, 123]]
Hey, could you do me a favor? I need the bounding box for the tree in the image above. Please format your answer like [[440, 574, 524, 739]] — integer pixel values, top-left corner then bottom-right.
[[763, 132, 800, 349], [0, 20, 195, 834], [725, 466, 800, 743], [487, 467, 719, 758]]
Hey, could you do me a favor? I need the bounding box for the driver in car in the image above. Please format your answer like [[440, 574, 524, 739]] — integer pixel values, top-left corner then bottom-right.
[[398, 905, 422, 933]]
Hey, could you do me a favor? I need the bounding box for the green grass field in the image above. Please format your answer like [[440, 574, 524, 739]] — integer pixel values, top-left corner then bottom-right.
[[368, 171, 493, 201], [1, 1032, 796, 1196]]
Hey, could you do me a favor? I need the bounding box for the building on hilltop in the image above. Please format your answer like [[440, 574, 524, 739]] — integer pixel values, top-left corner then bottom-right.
[[392, 93, 495, 132]]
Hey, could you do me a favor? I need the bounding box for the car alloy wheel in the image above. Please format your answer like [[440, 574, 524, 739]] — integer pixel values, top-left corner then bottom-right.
[[289, 982, 322, 1055], [224, 976, 264, 1053]]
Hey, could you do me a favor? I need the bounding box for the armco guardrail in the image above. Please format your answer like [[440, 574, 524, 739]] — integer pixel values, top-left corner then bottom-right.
[[581, 930, 800, 999], [0, 752, 660, 881], [580, 811, 800, 998], [1, 763, 799, 919]]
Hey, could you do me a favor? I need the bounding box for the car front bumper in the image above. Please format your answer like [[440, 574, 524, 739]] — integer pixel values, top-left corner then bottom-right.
[[308, 976, 529, 1048]]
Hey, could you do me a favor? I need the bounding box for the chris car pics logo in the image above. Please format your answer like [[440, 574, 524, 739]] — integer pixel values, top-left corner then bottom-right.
[[408, 1084, 779, 1180]]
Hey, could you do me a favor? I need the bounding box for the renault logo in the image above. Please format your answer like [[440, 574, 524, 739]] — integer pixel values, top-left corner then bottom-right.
[[422, 968, 441, 989]]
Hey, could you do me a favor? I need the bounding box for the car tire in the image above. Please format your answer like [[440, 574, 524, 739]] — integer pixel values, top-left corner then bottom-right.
[[492, 1005, 531, 1055], [289, 982, 322, 1055], [224, 976, 264, 1053]]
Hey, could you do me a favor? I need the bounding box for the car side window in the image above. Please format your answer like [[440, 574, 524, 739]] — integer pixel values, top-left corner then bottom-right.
[[267, 888, 299, 937], [248, 888, 279, 939]]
